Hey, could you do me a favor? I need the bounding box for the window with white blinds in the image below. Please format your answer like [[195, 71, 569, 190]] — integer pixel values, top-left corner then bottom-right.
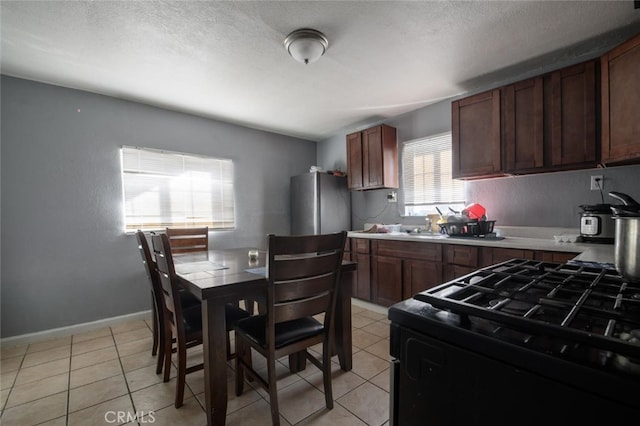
[[402, 132, 465, 216], [121, 146, 235, 232]]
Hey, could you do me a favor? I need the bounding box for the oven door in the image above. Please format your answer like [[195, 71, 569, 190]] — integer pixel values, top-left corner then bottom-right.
[[393, 325, 639, 426]]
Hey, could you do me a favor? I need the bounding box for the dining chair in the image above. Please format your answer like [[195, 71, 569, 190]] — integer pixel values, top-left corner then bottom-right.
[[234, 231, 347, 426], [135, 230, 201, 375], [165, 227, 209, 254], [151, 233, 250, 408]]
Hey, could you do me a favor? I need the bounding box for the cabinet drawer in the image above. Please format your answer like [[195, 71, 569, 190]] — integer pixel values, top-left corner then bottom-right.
[[373, 240, 442, 261], [351, 238, 370, 254], [535, 251, 579, 263], [446, 245, 479, 267], [491, 248, 534, 264]]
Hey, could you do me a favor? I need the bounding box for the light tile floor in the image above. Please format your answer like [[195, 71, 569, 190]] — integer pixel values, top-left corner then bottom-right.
[[0, 302, 391, 426]]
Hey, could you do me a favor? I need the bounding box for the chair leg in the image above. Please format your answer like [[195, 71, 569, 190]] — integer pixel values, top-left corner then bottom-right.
[[174, 338, 187, 408], [151, 296, 158, 356], [267, 357, 280, 426], [155, 304, 166, 375], [288, 351, 306, 373], [156, 339, 165, 375], [243, 299, 254, 315], [234, 337, 245, 396], [244, 342, 252, 382], [163, 328, 172, 383], [322, 343, 334, 409]]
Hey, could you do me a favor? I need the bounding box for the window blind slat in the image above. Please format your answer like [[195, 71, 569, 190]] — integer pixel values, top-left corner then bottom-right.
[[121, 146, 236, 232]]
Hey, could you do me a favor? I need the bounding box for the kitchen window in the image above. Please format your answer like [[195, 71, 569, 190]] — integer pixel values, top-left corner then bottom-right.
[[120, 146, 235, 232], [402, 132, 465, 216]]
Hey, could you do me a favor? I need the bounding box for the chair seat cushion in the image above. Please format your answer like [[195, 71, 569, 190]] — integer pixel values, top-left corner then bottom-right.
[[178, 288, 201, 309], [225, 303, 251, 331], [181, 302, 250, 335], [236, 315, 324, 349], [182, 304, 203, 335]]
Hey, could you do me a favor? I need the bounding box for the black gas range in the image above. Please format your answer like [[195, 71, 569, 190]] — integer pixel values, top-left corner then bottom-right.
[[389, 258, 640, 426]]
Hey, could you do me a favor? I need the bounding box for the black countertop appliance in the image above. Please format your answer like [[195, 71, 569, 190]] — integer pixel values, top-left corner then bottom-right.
[[389, 259, 640, 426]]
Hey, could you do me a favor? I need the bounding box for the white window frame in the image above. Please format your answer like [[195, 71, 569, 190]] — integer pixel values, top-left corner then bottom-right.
[[120, 146, 236, 233], [401, 132, 465, 216]]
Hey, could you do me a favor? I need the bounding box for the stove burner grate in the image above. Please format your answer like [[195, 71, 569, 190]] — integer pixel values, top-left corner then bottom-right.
[[414, 258, 640, 360]]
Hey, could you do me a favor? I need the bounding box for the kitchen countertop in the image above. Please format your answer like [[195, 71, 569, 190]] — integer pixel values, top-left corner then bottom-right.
[[347, 230, 615, 264]]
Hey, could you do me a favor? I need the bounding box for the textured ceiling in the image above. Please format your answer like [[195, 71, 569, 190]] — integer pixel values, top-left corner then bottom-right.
[[1, 1, 639, 141]]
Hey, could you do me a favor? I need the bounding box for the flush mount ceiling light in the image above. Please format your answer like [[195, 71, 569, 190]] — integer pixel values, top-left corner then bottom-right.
[[284, 28, 328, 64]]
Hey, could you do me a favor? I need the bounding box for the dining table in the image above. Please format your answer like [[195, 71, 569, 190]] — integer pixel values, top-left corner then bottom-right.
[[173, 247, 356, 426]]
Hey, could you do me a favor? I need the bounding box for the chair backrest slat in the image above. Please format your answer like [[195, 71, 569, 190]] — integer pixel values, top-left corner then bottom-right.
[[273, 273, 335, 304], [165, 227, 209, 254], [270, 252, 342, 281], [273, 293, 331, 323]]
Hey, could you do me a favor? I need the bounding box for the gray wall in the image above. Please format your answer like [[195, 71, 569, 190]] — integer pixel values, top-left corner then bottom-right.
[[1, 76, 316, 337]]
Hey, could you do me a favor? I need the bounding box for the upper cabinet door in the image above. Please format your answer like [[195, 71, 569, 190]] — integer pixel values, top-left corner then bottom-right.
[[452, 89, 502, 179], [548, 60, 597, 167], [601, 33, 640, 164], [346, 124, 398, 190], [503, 77, 544, 173], [346, 132, 364, 190], [363, 126, 383, 188]]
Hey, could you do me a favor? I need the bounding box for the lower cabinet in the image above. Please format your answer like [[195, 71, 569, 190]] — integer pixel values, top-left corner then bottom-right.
[[348, 238, 372, 301], [371, 255, 403, 306], [371, 240, 443, 307], [403, 259, 443, 300], [349, 237, 582, 307], [370, 255, 444, 306], [444, 245, 480, 281], [352, 252, 371, 301]]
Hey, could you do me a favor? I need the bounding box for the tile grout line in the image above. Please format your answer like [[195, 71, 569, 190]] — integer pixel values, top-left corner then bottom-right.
[[112, 324, 143, 426], [66, 335, 73, 426], [67, 324, 145, 425], [0, 343, 28, 417]]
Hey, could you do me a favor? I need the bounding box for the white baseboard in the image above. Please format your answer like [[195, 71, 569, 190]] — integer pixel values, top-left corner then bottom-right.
[[0, 310, 152, 348]]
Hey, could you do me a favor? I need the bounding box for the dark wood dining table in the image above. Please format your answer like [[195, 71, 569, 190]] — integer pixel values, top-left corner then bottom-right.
[[174, 247, 356, 426]]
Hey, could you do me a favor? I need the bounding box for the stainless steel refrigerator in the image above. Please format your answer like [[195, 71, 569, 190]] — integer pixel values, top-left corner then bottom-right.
[[290, 172, 351, 235]]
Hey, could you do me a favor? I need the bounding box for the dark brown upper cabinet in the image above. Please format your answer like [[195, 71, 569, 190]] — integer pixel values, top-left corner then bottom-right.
[[503, 76, 544, 173], [346, 124, 398, 190], [601, 32, 640, 165], [452, 58, 599, 179], [547, 60, 598, 169], [452, 89, 502, 179]]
